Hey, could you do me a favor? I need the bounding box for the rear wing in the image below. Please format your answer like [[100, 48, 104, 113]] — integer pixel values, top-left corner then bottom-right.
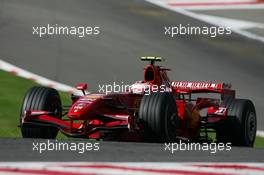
[[140, 56, 164, 65], [171, 82, 235, 99]]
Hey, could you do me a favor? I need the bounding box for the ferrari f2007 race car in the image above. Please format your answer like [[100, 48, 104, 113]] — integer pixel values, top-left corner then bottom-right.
[[20, 57, 257, 146]]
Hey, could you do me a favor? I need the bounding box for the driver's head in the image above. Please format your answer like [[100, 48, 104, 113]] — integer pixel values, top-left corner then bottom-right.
[[144, 65, 155, 82]]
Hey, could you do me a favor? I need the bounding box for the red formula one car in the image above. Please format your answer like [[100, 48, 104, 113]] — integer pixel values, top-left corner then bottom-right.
[[20, 57, 257, 146]]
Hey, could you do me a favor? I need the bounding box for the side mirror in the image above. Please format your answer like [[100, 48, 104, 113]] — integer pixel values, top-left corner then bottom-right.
[[75, 83, 87, 95]]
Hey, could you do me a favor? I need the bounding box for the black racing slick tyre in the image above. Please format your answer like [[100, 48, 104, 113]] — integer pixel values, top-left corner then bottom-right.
[[139, 92, 178, 142], [216, 99, 257, 147], [20, 86, 62, 139]]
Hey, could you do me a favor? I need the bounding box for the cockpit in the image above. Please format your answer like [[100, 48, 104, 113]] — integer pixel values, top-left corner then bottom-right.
[[144, 65, 155, 82]]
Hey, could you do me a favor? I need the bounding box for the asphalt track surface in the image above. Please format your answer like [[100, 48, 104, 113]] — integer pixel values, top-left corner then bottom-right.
[[1, 138, 264, 162], [0, 0, 264, 161]]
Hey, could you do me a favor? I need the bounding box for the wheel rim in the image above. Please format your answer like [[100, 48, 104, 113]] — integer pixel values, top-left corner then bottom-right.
[[246, 112, 256, 142]]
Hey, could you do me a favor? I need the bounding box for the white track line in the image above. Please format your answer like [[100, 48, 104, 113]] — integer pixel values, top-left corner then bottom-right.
[[157, 0, 264, 9], [146, 0, 264, 43], [0, 59, 78, 94], [159, 0, 260, 2], [257, 131, 264, 137], [1, 59, 264, 138], [179, 4, 264, 10]]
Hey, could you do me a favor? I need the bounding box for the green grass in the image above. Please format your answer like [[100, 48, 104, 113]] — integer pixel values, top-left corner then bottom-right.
[[0, 70, 71, 138], [0, 70, 263, 147], [254, 137, 264, 148]]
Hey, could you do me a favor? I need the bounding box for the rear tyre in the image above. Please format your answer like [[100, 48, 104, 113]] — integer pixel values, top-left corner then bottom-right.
[[139, 92, 178, 142], [216, 99, 257, 147], [20, 86, 62, 139]]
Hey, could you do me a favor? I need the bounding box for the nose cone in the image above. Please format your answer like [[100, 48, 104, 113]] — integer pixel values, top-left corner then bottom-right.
[[68, 102, 91, 119], [68, 94, 104, 119]]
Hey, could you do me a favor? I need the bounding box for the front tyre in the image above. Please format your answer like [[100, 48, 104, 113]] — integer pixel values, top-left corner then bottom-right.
[[216, 99, 257, 147], [20, 86, 62, 139]]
